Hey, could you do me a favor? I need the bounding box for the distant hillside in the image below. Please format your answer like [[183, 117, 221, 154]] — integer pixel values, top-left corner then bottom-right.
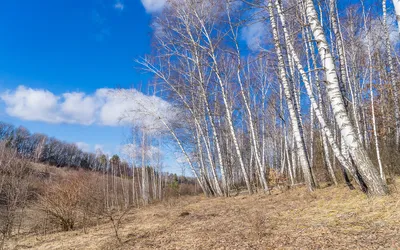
[[0, 121, 124, 170]]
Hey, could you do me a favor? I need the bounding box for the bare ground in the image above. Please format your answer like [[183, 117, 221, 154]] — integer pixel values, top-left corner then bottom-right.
[[6, 182, 400, 250]]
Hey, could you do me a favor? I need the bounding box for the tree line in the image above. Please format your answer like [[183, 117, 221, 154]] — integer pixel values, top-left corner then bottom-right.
[[0, 121, 118, 170]]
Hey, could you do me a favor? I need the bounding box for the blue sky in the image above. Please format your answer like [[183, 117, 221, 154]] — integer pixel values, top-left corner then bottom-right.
[[0, 0, 152, 92], [0, 0, 185, 172]]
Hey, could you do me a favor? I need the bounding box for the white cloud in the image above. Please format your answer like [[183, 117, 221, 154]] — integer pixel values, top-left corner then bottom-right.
[[1, 86, 61, 123], [91, 10, 111, 42], [95, 28, 110, 42], [93, 144, 113, 157], [61, 92, 98, 125], [91, 10, 105, 25], [108, 89, 179, 132], [141, 0, 166, 13], [114, 1, 124, 11], [94, 144, 111, 156], [0, 86, 177, 133], [76, 142, 90, 152], [241, 21, 267, 51]]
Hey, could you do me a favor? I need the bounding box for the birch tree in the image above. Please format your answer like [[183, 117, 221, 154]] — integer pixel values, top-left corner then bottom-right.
[[303, 0, 388, 195], [268, 0, 316, 191]]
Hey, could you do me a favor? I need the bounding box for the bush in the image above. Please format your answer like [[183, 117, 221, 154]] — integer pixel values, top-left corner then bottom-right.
[[0, 143, 34, 249], [38, 171, 106, 232], [38, 172, 87, 231]]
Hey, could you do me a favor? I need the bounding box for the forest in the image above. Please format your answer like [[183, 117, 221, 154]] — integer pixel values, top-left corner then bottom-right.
[[136, 0, 400, 197]]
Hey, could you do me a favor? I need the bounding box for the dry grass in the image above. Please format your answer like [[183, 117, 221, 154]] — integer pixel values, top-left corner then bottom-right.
[[6, 181, 400, 249]]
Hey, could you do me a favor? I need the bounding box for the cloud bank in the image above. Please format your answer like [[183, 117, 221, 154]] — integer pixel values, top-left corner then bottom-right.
[[1, 86, 176, 131]]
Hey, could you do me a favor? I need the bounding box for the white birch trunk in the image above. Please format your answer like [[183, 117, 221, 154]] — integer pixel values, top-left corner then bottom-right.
[[362, 4, 386, 184], [304, 0, 388, 195], [277, 0, 361, 184], [285, 133, 295, 185], [227, 6, 269, 192], [268, 1, 315, 191], [291, 135, 298, 181], [322, 133, 338, 185], [139, 57, 224, 196], [195, 123, 213, 196], [188, 43, 226, 196], [194, 12, 253, 194], [141, 132, 149, 205], [132, 162, 136, 206], [159, 117, 207, 195]]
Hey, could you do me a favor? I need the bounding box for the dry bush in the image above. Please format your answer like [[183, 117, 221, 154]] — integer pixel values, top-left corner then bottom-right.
[[38, 171, 106, 232], [106, 207, 131, 244], [163, 181, 200, 203], [268, 169, 290, 191], [179, 183, 198, 196], [38, 173, 83, 231], [0, 143, 34, 249]]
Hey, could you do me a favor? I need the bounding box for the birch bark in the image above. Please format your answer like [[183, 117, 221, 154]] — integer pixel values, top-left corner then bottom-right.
[[362, 3, 386, 184], [303, 0, 388, 195], [193, 10, 253, 194], [226, 5, 269, 192], [268, 1, 315, 191]]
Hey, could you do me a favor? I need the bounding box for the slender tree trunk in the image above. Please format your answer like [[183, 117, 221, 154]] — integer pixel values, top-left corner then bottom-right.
[[195, 122, 213, 196], [362, 3, 386, 184], [141, 132, 150, 205], [303, 0, 388, 195], [132, 163, 136, 206], [195, 19, 253, 194], [285, 132, 295, 185], [160, 117, 208, 195], [383, 0, 400, 148], [227, 7, 269, 192], [104, 162, 108, 210], [268, 1, 315, 191], [277, 0, 362, 187]]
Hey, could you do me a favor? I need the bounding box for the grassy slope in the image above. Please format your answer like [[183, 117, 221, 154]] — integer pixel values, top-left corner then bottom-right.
[[7, 181, 400, 250]]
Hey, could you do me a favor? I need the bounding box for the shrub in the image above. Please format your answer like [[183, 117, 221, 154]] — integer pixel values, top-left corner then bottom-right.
[[38, 172, 88, 231], [0, 143, 34, 249], [38, 171, 107, 232]]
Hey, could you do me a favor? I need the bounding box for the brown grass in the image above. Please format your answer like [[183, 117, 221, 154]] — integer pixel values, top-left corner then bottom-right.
[[6, 181, 400, 250]]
